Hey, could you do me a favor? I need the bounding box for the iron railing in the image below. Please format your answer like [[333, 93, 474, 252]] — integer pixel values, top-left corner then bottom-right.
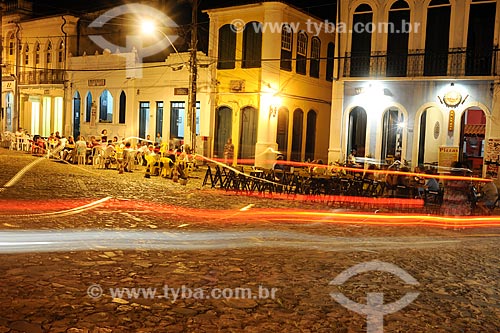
[[18, 69, 65, 85], [343, 48, 500, 78]]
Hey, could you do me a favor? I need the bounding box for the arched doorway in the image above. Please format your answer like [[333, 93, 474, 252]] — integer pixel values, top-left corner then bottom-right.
[[73, 91, 81, 138], [239, 106, 258, 160], [381, 108, 404, 162], [460, 107, 486, 174], [214, 106, 232, 158], [291, 108, 304, 161], [417, 107, 443, 166], [347, 107, 367, 159], [305, 110, 317, 161], [276, 107, 289, 156]]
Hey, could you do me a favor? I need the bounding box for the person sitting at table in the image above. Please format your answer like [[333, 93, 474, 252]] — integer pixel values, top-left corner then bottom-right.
[[396, 167, 411, 186], [33, 135, 46, 156], [122, 142, 135, 172], [75, 135, 88, 165], [347, 149, 361, 168], [364, 164, 378, 181], [481, 173, 498, 209], [62, 136, 76, 162], [311, 159, 326, 176], [416, 169, 439, 198], [273, 154, 285, 171], [136, 142, 150, 166], [103, 140, 117, 169]]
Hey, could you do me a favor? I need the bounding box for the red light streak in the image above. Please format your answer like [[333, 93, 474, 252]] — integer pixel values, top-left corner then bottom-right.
[[0, 198, 498, 229], [0, 199, 97, 212]]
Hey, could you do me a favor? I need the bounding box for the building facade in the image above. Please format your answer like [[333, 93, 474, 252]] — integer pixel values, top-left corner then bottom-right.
[[67, 50, 212, 153], [329, 0, 500, 176], [1, 1, 78, 136], [205, 2, 334, 167]]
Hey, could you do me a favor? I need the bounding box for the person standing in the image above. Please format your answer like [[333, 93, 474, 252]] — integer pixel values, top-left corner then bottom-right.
[[223, 138, 234, 165], [101, 129, 108, 143], [155, 132, 162, 145]]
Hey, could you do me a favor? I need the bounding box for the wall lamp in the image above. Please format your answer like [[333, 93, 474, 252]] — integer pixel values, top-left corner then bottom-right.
[[269, 95, 282, 117]]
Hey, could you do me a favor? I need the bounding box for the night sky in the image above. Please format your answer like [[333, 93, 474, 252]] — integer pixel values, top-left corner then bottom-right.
[[31, 0, 336, 54], [32, 0, 336, 21]]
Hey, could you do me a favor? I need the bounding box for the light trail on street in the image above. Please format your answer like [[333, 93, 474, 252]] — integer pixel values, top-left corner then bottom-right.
[[1, 229, 491, 254]]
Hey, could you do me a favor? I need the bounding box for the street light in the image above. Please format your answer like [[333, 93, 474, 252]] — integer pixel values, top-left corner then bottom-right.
[[140, 20, 186, 66], [140, 16, 197, 154]]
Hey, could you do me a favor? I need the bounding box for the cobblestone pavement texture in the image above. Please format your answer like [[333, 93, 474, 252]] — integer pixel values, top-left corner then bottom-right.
[[0, 148, 499, 332]]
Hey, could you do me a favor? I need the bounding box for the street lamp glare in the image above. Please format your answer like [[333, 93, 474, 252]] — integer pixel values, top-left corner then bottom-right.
[[141, 20, 156, 35]]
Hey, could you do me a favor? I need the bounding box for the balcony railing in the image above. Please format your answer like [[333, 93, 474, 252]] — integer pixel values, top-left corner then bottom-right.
[[343, 48, 500, 78], [19, 69, 65, 85]]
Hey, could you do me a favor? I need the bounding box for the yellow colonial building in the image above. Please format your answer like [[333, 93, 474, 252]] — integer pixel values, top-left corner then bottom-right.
[[205, 2, 334, 167]]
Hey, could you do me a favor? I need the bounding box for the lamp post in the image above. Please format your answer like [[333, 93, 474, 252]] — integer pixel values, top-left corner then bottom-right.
[[141, 1, 198, 153], [187, 0, 198, 155]]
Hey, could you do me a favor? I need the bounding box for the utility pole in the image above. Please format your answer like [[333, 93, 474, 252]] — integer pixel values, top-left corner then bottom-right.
[[187, 0, 198, 154], [0, 1, 3, 132]]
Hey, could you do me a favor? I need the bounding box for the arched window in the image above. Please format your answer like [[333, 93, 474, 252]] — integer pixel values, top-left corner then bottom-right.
[[386, 0, 410, 77], [35, 42, 41, 66], [46, 41, 53, 65], [119, 91, 126, 124], [310, 37, 321, 78], [217, 24, 237, 69], [280, 24, 293, 71], [326, 42, 334, 81], [291, 109, 304, 161], [296, 31, 308, 75], [305, 110, 317, 160], [350, 4, 373, 77], [424, 0, 450, 76], [466, 0, 496, 75], [85, 92, 92, 123], [9, 33, 15, 56], [276, 108, 289, 154], [24, 43, 29, 65], [242, 22, 262, 68], [99, 90, 114, 123], [58, 40, 64, 63]]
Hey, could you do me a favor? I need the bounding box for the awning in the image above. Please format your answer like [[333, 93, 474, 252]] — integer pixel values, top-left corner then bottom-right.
[[464, 124, 485, 136]]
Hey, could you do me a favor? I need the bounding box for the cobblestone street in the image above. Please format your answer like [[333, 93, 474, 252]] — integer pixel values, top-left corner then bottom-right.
[[0, 149, 499, 333]]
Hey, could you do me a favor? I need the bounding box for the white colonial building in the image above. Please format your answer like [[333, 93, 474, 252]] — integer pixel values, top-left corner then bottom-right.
[[329, 0, 500, 177], [67, 50, 213, 154], [1, 1, 78, 136]]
